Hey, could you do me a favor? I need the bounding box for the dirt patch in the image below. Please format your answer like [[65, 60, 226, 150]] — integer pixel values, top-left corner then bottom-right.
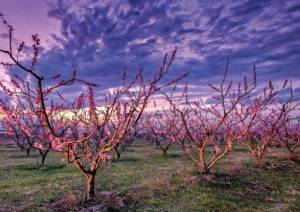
[[0, 202, 26, 212], [229, 151, 253, 162], [45, 190, 131, 212], [45, 191, 79, 211]]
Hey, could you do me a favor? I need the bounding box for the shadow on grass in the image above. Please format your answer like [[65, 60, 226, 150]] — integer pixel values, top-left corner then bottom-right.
[[195, 171, 276, 204], [165, 153, 183, 159], [199, 173, 251, 188], [0, 148, 21, 153], [125, 149, 136, 153], [233, 146, 249, 153], [149, 154, 185, 162], [265, 159, 300, 176], [14, 164, 66, 172], [9, 154, 37, 159], [112, 157, 140, 163]]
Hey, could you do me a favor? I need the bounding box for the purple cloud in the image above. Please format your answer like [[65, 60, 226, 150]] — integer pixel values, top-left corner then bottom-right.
[[0, 0, 300, 100]]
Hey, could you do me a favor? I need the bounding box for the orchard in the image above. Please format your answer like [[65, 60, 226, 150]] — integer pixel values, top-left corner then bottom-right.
[[0, 3, 300, 211]]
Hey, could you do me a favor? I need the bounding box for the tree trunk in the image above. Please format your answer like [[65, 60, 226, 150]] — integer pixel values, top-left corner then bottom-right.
[[199, 151, 209, 174], [41, 154, 46, 165], [255, 155, 267, 169], [116, 152, 121, 161], [199, 164, 209, 174], [162, 149, 167, 156], [26, 148, 30, 156], [86, 174, 96, 201], [114, 147, 121, 161], [39, 150, 49, 165], [250, 150, 267, 169], [288, 150, 297, 161]]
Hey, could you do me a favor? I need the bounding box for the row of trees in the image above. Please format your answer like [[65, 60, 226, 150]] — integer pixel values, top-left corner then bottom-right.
[[158, 67, 299, 173], [0, 14, 299, 201], [0, 13, 187, 200]]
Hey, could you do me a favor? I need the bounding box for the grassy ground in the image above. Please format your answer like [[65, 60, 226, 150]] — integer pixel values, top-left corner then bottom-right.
[[0, 139, 299, 212]]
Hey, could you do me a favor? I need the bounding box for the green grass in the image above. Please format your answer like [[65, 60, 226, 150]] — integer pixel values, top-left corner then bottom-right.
[[0, 141, 299, 211]]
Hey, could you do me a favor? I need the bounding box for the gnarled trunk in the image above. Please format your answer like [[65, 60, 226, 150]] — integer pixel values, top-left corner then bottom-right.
[[199, 151, 209, 174], [115, 150, 121, 161], [116, 152, 121, 161], [254, 153, 268, 169], [162, 149, 167, 156], [199, 164, 209, 174], [41, 154, 47, 165], [26, 148, 30, 156], [249, 148, 268, 169], [85, 174, 96, 201], [39, 149, 49, 166], [161, 144, 171, 156]]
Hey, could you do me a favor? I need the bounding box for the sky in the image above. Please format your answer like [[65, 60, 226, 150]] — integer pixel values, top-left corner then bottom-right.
[[0, 0, 300, 104]]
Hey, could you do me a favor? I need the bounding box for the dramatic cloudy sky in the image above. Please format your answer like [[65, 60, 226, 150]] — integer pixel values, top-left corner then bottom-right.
[[0, 0, 300, 103]]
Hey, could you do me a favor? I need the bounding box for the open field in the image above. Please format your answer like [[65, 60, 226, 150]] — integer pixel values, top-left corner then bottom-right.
[[0, 140, 299, 212]]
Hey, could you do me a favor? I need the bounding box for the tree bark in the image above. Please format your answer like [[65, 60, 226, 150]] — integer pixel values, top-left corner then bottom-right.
[[39, 150, 49, 165], [199, 164, 209, 174], [162, 149, 167, 156], [199, 151, 209, 174], [26, 148, 30, 156], [116, 152, 121, 161], [86, 174, 96, 201], [114, 147, 121, 161], [41, 154, 46, 165], [288, 150, 297, 161], [255, 155, 267, 169]]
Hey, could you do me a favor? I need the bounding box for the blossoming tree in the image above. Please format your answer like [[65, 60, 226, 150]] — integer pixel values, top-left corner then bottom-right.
[[235, 80, 296, 168], [164, 63, 257, 174], [0, 13, 185, 200], [142, 109, 173, 156], [0, 101, 51, 164]]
